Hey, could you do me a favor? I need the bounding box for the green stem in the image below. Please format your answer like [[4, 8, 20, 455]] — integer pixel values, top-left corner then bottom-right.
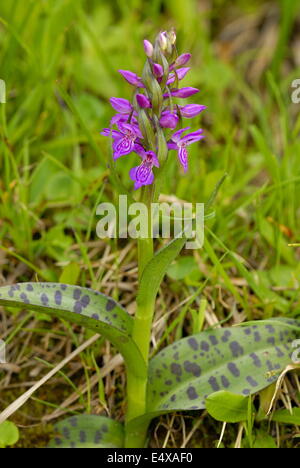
[[125, 185, 154, 448]]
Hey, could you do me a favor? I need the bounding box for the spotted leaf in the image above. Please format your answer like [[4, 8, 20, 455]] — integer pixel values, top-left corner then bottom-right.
[[147, 318, 300, 413], [0, 283, 146, 378], [48, 415, 124, 448]]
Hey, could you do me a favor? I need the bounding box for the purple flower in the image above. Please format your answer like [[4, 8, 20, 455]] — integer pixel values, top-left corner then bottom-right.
[[170, 53, 191, 70], [129, 150, 159, 189], [136, 94, 152, 108], [167, 87, 199, 98], [143, 39, 154, 57], [168, 127, 204, 172], [101, 122, 143, 160], [118, 70, 144, 88], [110, 97, 133, 114], [179, 104, 207, 118], [166, 67, 190, 85], [160, 110, 179, 129]]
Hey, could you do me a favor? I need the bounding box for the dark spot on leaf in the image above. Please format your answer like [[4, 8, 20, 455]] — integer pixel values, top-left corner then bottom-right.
[[265, 325, 275, 333], [183, 361, 201, 377], [221, 330, 231, 343], [170, 395, 176, 402], [92, 313, 99, 320], [228, 362, 240, 377], [221, 375, 230, 388], [249, 353, 262, 368], [242, 389, 250, 395], [80, 295, 90, 308], [20, 293, 30, 304], [254, 331, 261, 342], [188, 337, 199, 350], [165, 380, 172, 385], [55, 290, 62, 306], [61, 284, 67, 290], [73, 289, 81, 300], [101, 424, 108, 433], [208, 376, 220, 391], [267, 337, 275, 345], [69, 417, 77, 427], [200, 341, 210, 352], [41, 293, 49, 305], [229, 341, 244, 357], [94, 430, 102, 444], [246, 376, 258, 387], [26, 284, 34, 291], [275, 347, 284, 358], [106, 299, 116, 311], [187, 386, 198, 400], [209, 335, 218, 345], [62, 427, 70, 439], [79, 431, 86, 443], [170, 363, 182, 376], [74, 302, 82, 314]]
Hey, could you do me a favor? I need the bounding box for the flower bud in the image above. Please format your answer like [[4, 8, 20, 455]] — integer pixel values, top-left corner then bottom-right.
[[158, 31, 168, 51], [136, 93, 152, 108], [152, 63, 164, 78], [143, 39, 154, 58]]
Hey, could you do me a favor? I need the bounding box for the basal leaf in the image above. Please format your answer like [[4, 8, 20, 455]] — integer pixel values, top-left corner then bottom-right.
[[0, 283, 146, 378], [48, 415, 124, 448], [147, 318, 300, 413]]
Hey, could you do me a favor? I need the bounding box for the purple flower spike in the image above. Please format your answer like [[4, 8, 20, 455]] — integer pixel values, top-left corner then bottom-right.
[[160, 111, 179, 129], [143, 39, 154, 57], [169, 87, 199, 98], [130, 150, 159, 190], [136, 94, 151, 108], [168, 127, 204, 172], [111, 122, 143, 160], [118, 70, 144, 88], [179, 104, 207, 118], [110, 97, 133, 114], [152, 63, 164, 78], [166, 67, 191, 85]]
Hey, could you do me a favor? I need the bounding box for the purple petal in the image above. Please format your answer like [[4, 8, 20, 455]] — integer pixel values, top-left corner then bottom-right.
[[170, 87, 199, 98], [166, 67, 190, 85], [118, 70, 144, 88], [146, 151, 160, 168], [133, 143, 147, 158], [160, 111, 179, 129], [181, 129, 204, 145], [152, 63, 164, 78], [130, 164, 154, 190], [179, 104, 207, 118], [143, 39, 154, 57], [167, 141, 178, 150], [101, 128, 122, 139], [136, 94, 151, 108], [170, 126, 191, 143], [178, 147, 188, 172], [110, 97, 133, 114], [173, 53, 191, 68], [118, 122, 143, 139], [113, 137, 135, 159]]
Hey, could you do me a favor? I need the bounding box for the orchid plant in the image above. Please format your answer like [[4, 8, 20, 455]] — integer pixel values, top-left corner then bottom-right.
[[0, 31, 299, 449]]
